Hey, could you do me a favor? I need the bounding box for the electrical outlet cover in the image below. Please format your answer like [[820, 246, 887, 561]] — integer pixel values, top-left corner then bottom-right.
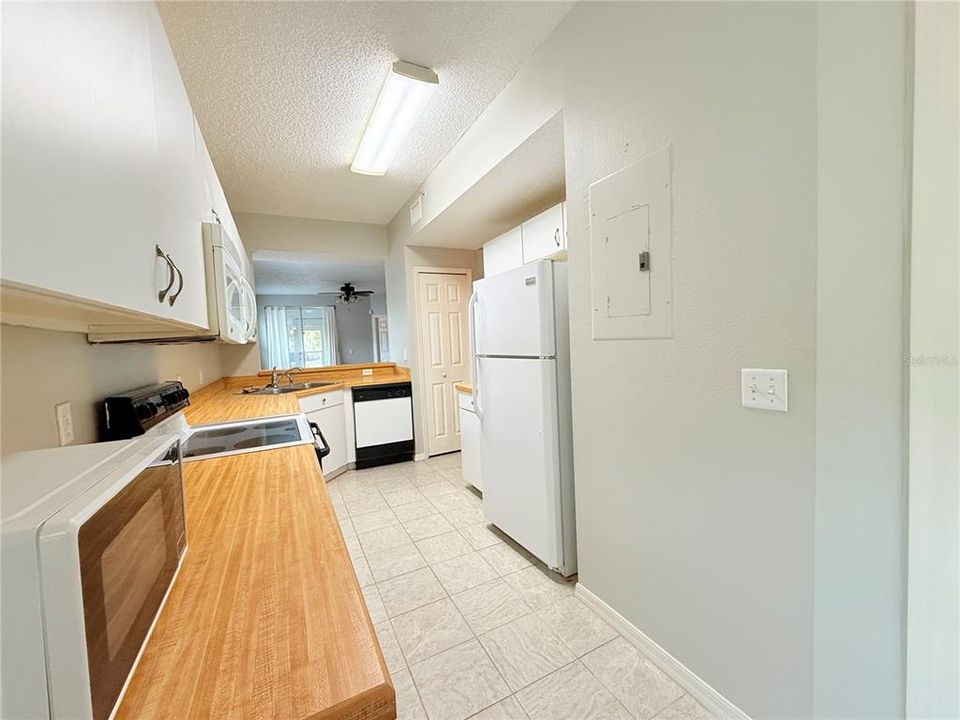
[[741, 369, 788, 412], [55, 402, 75, 445]]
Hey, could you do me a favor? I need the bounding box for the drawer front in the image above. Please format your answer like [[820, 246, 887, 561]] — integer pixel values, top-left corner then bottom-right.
[[298, 389, 343, 414]]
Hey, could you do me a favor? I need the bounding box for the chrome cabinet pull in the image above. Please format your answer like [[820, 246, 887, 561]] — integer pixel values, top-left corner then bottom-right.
[[554, 228, 560, 247], [167, 254, 184, 306], [156, 245, 175, 302]]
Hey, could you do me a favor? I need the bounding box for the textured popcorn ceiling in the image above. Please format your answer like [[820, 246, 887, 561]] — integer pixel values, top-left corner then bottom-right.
[[253, 251, 385, 295], [158, 1, 573, 225]]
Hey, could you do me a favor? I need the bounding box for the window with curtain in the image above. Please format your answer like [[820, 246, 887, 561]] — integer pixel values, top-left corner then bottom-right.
[[260, 305, 339, 369]]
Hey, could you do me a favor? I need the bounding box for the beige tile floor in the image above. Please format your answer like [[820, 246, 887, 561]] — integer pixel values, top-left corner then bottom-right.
[[327, 453, 716, 720]]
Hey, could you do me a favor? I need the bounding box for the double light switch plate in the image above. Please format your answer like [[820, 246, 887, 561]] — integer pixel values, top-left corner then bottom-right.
[[741, 369, 788, 412]]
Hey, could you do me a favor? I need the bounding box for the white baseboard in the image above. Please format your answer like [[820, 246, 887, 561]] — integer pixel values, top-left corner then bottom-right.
[[323, 464, 349, 481], [414, 453, 428, 462], [574, 584, 751, 720]]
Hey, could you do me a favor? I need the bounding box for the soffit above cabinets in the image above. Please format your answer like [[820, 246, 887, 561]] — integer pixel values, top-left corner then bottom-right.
[[408, 112, 566, 250], [157, 1, 573, 225]]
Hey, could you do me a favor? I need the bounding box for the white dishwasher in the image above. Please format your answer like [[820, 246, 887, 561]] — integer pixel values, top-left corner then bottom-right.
[[353, 382, 414, 468]]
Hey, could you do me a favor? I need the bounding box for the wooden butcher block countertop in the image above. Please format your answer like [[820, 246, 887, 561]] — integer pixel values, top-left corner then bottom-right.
[[185, 363, 412, 425], [115, 364, 407, 720]]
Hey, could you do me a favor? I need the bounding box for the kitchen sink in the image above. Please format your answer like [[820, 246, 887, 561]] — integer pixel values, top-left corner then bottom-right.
[[240, 381, 338, 395]]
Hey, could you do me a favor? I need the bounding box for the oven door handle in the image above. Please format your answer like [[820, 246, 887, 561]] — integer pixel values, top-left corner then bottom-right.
[[309, 422, 330, 459]]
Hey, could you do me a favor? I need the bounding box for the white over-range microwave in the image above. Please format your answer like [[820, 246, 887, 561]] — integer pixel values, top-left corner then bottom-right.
[[1, 433, 187, 720], [202, 222, 257, 345]]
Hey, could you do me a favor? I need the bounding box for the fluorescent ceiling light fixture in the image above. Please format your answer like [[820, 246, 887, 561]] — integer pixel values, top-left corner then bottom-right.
[[351, 60, 439, 176]]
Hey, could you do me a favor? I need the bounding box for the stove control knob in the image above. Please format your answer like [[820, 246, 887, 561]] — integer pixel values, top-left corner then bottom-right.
[[137, 402, 158, 419]]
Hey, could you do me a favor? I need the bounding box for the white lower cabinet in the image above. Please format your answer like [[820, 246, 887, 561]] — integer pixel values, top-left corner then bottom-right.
[[457, 390, 482, 492], [301, 391, 348, 478]]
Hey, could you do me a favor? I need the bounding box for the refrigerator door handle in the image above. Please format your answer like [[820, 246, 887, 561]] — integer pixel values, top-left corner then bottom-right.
[[469, 290, 482, 419]]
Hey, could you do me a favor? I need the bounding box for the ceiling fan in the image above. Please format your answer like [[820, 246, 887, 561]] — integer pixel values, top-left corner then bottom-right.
[[336, 282, 374, 305]]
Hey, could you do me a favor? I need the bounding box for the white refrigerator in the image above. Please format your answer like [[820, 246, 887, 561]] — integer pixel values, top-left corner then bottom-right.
[[469, 259, 577, 576]]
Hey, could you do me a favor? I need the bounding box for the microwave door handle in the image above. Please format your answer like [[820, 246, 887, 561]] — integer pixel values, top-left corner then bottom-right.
[[242, 278, 257, 342]]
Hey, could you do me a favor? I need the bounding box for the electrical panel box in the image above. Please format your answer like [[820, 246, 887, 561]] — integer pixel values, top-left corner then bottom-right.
[[589, 147, 672, 339]]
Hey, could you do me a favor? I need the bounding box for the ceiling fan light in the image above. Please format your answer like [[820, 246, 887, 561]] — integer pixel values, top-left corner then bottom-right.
[[351, 60, 439, 176]]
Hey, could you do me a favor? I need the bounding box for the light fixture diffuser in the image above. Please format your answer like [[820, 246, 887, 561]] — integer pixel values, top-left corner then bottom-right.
[[351, 60, 439, 176]]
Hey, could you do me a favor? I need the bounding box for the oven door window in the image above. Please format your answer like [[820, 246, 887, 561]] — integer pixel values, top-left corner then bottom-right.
[[78, 442, 186, 720]]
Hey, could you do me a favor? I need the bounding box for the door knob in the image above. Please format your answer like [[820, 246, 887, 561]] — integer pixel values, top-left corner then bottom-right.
[[442, 372, 447, 378]]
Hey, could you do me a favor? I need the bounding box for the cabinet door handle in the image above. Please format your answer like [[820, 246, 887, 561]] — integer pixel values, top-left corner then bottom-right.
[[554, 228, 560, 247], [156, 245, 176, 303], [167, 254, 184, 306]]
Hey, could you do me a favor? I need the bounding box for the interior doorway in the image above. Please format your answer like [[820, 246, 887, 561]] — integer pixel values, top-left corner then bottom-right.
[[414, 268, 472, 457], [372, 314, 389, 362]]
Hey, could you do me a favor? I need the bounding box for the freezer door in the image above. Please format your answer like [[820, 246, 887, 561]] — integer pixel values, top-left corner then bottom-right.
[[477, 356, 562, 569], [474, 260, 555, 358]]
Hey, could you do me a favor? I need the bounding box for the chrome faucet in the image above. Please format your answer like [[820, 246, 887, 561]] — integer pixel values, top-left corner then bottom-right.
[[267, 366, 303, 388], [282, 366, 304, 385], [269, 367, 282, 388]]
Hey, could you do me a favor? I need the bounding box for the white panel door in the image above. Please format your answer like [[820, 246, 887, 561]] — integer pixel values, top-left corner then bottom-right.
[[474, 260, 555, 358], [417, 272, 472, 456], [478, 357, 562, 568]]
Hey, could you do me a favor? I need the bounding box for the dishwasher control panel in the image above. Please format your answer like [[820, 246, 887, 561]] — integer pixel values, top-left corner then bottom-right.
[[353, 382, 412, 403]]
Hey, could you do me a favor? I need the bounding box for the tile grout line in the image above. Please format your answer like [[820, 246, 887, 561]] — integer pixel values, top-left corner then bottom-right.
[[342, 459, 602, 720]]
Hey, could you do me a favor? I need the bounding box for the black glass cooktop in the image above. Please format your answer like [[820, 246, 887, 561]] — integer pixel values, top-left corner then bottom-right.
[[183, 418, 305, 460]]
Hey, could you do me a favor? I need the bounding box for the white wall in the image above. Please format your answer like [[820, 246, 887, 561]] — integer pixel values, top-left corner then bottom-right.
[[390, 2, 911, 717], [383, 224, 482, 455], [560, 5, 817, 716], [0, 323, 225, 454], [906, 2, 960, 715], [813, 4, 908, 717], [235, 211, 387, 258]]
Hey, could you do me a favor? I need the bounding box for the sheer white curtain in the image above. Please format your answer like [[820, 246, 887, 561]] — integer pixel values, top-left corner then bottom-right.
[[302, 306, 339, 367], [261, 306, 290, 369], [320, 307, 340, 366]]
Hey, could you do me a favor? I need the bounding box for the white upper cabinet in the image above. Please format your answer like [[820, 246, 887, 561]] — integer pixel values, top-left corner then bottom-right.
[[480, 202, 566, 278], [482, 227, 524, 277], [195, 122, 250, 280], [0, 2, 221, 333], [521, 203, 566, 265]]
